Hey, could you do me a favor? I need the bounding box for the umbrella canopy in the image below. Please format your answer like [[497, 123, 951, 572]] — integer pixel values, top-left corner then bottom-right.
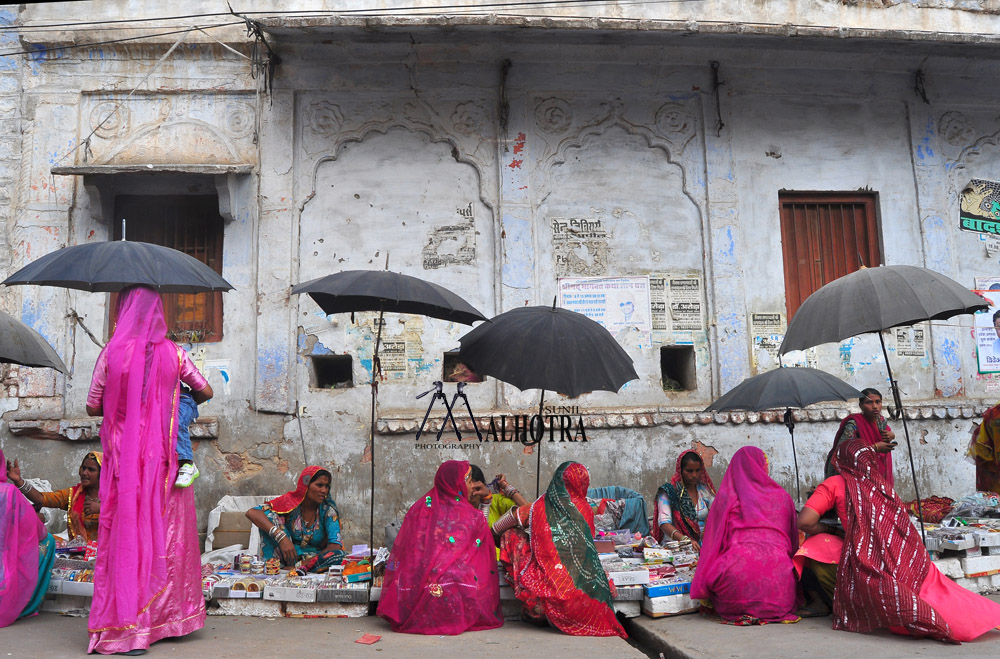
[[2, 241, 233, 293], [706, 367, 862, 412], [0, 309, 67, 373], [292, 270, 487, 326], [780, 265, 988, 354], [457, 306, 639, 399]]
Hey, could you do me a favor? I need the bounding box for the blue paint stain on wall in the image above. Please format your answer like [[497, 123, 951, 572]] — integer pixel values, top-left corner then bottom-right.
[[257, 347, 287, 381], [940, 338, 960, 369], [839, 338, 856, 375]]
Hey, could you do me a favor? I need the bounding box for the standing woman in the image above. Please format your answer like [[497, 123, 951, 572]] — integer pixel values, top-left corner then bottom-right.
[[653, 450, 716, 551], [85, 286, 209, 655]]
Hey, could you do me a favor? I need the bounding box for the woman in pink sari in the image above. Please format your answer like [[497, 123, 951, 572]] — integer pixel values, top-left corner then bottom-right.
[[691, 446, 800, 625], [1, 448, 56, 628], [85, 286, 207, 655], [377, 460, 502, 635]]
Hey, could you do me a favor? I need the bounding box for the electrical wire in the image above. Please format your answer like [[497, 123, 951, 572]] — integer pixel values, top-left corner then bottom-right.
[[0, 22, 243, 58]]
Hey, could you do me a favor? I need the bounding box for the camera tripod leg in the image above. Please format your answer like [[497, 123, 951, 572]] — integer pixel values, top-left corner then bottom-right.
[[435, 393, 462, 441], [453, 393, 483, 441], [415, 391, 441, 442]]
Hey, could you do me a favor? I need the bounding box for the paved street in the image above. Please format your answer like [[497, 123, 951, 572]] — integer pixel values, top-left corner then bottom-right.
[[6, 612, 647, 659], [625, 594, 1000, 659]]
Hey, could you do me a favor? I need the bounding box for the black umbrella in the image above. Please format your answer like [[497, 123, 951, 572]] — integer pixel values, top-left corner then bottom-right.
[[291, 268, 488, 552], [0, 309, 67, 373], [2, 241, 233, 293], [779, 265, 988, 535], [458, 303, 639, 495], [706, 367, 863, 503]]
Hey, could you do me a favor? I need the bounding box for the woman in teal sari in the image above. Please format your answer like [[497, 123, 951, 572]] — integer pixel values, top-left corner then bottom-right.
[[246, 466, 345, 573], [2, 448, 55, 627], [653, 450, 716, 551]]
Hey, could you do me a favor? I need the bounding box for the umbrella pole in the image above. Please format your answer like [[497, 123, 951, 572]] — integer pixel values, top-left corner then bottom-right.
[[878, 332, 926, 542], [536, 390, 545, 498], [370, 308, 385, 554], [783, 408, 802, 505]]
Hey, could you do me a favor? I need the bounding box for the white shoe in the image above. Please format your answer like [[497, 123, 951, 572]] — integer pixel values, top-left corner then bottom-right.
[[175, 462, 199, 488]]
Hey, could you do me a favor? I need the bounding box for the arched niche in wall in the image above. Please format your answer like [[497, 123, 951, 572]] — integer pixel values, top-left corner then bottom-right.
[[297, 127, 495, 391]]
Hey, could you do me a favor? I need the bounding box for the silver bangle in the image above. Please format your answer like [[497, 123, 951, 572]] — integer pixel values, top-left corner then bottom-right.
[[18, 480, 32, 494]]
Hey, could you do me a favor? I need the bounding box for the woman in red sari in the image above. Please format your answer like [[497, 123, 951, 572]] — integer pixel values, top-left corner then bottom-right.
[[824, 388, 895, 486], [811, 439, 1000, 642], [691, 446, 800, 624], [377, 460, 502, 635], [493, 461, 626, 638]]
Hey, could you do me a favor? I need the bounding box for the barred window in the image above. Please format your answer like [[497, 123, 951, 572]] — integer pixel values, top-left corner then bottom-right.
[[111, 195, 224, 343], [779, 192, 882, 319]]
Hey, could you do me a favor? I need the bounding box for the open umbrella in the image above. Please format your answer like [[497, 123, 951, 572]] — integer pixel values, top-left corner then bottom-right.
[[706, 366, 863, 503], [291, 268, 487, 552], [2, 240, 233, 293], [0, 309, 67, 373], [457, 303, 639, 496], [779, 265, 989, 535]]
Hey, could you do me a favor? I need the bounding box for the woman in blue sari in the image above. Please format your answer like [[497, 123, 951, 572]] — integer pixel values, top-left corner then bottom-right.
[[2, 448, 55, 627], [246, 466, 344, 573]]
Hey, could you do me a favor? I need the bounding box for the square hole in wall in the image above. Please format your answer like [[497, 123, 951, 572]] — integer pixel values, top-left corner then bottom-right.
[[311, 355, 353, 389], [442, 351, 483, 383], [660, 346, 696, 392]]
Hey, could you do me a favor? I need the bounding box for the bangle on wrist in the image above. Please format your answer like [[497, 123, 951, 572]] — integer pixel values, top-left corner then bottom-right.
[[18, 480, 32, 494]]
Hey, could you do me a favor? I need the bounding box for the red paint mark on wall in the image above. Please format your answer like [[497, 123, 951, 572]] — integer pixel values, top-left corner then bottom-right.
[[512, 132, 526, 155], [508, 159, 523, 169], [87, 230, 95, 239]]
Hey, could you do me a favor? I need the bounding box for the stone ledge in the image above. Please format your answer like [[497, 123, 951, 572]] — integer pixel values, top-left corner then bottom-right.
[[7, 417, 219, 441], [376, 404, 990, 435]]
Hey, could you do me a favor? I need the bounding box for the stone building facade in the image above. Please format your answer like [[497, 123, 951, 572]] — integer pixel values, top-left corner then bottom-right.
[[4, 1, 1000, 542]]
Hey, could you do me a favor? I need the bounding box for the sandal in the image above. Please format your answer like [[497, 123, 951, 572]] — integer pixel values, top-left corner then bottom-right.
[[796, 605, 829, 618]]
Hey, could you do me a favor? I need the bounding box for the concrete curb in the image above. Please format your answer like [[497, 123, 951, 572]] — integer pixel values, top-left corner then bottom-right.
[[623, 616, 699, 659]]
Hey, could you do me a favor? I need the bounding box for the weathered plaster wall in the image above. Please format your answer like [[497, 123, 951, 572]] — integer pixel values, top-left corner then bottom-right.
[[4, 2, 1000, 545]]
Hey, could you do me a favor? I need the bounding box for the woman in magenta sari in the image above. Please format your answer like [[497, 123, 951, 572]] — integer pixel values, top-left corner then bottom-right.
[[377, 460, 502, 635], [85, 286, 207, 655], [691, 446, 800, 625]]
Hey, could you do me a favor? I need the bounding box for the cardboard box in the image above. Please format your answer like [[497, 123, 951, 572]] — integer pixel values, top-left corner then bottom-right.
[[316, 586, 370, 603], [644, 581, 691, 598], [962, 554, 1000, 578], [608, 569, 650, 586], [593, 540, 616, 554], [61, 581, 95, 597], [978, 531, 1000, 547], [613, 585, 644, 601], [213, 512, 252, 550], [264, 584, 317, 603], [641, 593, 697, 618]]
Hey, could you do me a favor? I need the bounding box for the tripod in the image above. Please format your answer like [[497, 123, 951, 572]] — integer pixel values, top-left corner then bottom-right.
[[415, 381, 462, 441], [449, 382, 483, 441]]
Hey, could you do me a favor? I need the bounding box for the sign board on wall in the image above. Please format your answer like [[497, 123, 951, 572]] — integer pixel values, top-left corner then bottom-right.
[[975, 290, 1000, 374], [749, 312, 786, 373], [558, 276, 652, 334], [960, 179, 1000, 236], [649, 273, 705, 345]]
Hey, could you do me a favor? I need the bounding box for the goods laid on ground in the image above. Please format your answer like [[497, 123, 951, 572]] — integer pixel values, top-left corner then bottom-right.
[[595, 530, 698, 618]]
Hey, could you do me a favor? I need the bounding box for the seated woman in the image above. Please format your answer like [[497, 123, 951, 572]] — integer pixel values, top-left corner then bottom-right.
[[690, 446, 799, 625], [377, 460, 502, 635], [246, 466, 344, 573], [2, 448, 56, 628], [798, 439, 1000, 641], [653, 450, 716, 551], [493, 461, 626, 638], [5, 451, 102, 544]]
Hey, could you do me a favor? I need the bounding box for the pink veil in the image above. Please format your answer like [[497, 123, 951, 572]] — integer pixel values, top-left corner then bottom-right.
[[89, 286, 181, 636], [0, 447, 46, 628], [691, 446, 799, 603], [377, 460, 502, 635]]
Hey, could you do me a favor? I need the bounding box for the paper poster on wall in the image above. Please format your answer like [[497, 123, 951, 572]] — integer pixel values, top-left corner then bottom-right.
[[380, 341, 407, 374], [550, 217, 609, 277], [558, 276, 652, 334], [961, 179, 1000, 236], [894, 327, 926, 358], [975, 276, 1000, 291], [649, 273, 706, 343], [975, 290, 1000, 374], [749, 312, 786, 373]]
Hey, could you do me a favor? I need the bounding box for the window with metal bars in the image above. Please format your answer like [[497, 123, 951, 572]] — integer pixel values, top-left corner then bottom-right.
[[779, 192, 882, 320], [110, 195, 224, 343]]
